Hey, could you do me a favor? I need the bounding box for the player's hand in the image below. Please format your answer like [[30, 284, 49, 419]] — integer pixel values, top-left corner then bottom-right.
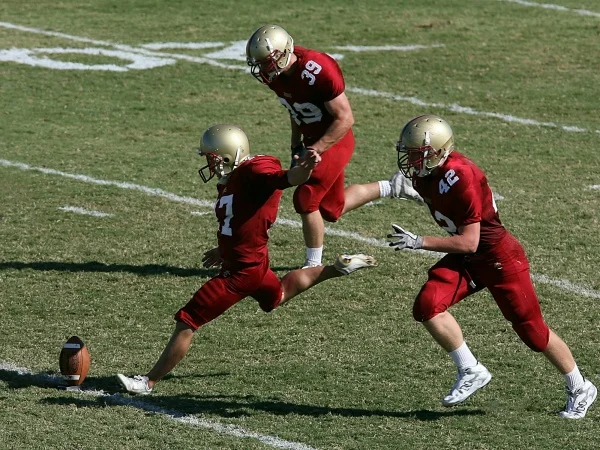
[[295, 148, 321, 170], [387, 224, 424, 250], [202, 247, 222, 268], [389, 171, 424, 204], [290, 143, 306, 169]]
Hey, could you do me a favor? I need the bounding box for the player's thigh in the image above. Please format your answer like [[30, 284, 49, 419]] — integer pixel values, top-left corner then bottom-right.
[[487, 269, 543, 323], [176, 276, 246, 329], [318, 172, 346, 222], [486, 269, 549, 351], [250, 268, 283, 312], [413, 255, 474, 321], [293, 133, 354, 214]]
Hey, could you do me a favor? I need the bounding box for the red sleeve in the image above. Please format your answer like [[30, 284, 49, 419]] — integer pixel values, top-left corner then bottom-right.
[[245, 156, 292, 191]]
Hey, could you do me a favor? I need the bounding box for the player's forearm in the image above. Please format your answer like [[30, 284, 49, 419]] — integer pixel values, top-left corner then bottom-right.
[[287, 166, 313, 186], [290, 117, 302, 147], [422, 234, 479, 254], [309, 116, 354, 154]]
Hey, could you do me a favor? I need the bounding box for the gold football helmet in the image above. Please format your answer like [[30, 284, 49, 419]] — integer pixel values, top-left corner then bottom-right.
[[197, 124, 251, 182], [246, 24, 294, 84], [396, 114, 455, 178]]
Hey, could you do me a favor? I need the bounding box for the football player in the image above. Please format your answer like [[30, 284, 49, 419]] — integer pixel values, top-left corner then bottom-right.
[[387, 114, 596, 419], [246, 24, 420, 268], [117, 124, 376, 394]]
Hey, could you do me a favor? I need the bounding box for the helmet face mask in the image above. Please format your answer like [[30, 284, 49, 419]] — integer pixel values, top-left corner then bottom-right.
[[197, 125, 251, 183], [197, 151, 226, 183], [246, 25, 294, 85], [396, 115, 455, 178]]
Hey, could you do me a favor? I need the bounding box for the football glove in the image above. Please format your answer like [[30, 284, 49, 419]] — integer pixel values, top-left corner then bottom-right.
[[202, 247, 222, 268], [387, 224, 424, 250], [389, 171, 424, 204], [290, 143, 307, 169]]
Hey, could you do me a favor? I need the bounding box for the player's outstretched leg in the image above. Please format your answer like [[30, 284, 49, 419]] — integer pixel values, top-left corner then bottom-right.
[[334, 253, 377, 275], [389, 171, 423, 203]]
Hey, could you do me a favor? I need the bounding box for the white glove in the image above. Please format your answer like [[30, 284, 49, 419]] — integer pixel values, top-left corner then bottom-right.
[[387, 224, 424, 250], [389, 171, 424, 204]]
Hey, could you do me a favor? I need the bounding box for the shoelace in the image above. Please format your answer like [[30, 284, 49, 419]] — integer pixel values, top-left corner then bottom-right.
[[564, 387, 588, 413]]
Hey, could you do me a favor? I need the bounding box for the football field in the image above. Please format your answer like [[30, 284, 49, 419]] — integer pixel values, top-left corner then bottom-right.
[[1, 1, 600, 448]]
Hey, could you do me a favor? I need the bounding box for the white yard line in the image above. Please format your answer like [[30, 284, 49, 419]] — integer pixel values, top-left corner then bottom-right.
[[0, 159, 213, 208], [0, 361, 318, 450], [0, 21, 250, 71], [2, 158, 599, 300], [495, 0, 600, 18], [58, 206, 113, 217], [345, 87, 597, 134]]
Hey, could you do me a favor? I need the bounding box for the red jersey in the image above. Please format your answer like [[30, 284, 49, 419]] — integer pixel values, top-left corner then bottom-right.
[[413, 152, 507, 252], [267, 46, 347, 145], [215, 155, 291, 269]]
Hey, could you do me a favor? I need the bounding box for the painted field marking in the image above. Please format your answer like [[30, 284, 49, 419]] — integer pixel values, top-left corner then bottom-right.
[[0, 159, 213, 208], [58, 206, 113, 217], [0, 21, 245, 71], [1, 21, 599, 134], [346, 87, 594, 134], [0, 361, 318, 450], [1, 47, 176, 71], [2, 158, 599, 300], [497, 0, 600, 18]]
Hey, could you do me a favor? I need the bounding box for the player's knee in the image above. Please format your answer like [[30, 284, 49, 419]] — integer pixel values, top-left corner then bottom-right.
[[258, 301, 277, 313], [513, 318, 550, 352], [293, 198, 308, 215], [320, 208, 341, 223], [412, 286, 443, 322], [257, 295, 282, 313], [259, 304, 274, 313], [293, 188, 314, 215]]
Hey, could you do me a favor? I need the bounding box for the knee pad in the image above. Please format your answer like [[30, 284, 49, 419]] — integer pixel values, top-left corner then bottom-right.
[[512, 318, 550, 352], [320, 206, 341, 223], [412, 284, 441, 322], [258, 299, 279, 313], [293, 185, 316, 215]]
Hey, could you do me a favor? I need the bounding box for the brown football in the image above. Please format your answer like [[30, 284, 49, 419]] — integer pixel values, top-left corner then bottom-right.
[[59, 336, 90, 386]]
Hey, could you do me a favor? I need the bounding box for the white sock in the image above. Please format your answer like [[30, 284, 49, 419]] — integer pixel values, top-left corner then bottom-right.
[[448, 342, 478, 370], [564, 363, 585, 392], [305, 246, 323, 266], [378, 180, 392, 198]]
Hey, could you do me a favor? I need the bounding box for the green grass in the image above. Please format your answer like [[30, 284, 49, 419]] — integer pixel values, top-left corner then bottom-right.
[[1, 1, 600, 448]]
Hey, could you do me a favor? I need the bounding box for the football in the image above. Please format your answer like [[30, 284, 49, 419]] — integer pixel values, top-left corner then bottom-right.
[[59, 336, 91, 386]]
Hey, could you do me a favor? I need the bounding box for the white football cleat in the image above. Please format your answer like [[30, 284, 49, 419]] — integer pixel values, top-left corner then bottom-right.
[[441, 362, 492, 407], [116, 374, 153, 395], [334, 254, 377, 275], [560, 378, 597, 419], [389, 170, 424, 204]]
